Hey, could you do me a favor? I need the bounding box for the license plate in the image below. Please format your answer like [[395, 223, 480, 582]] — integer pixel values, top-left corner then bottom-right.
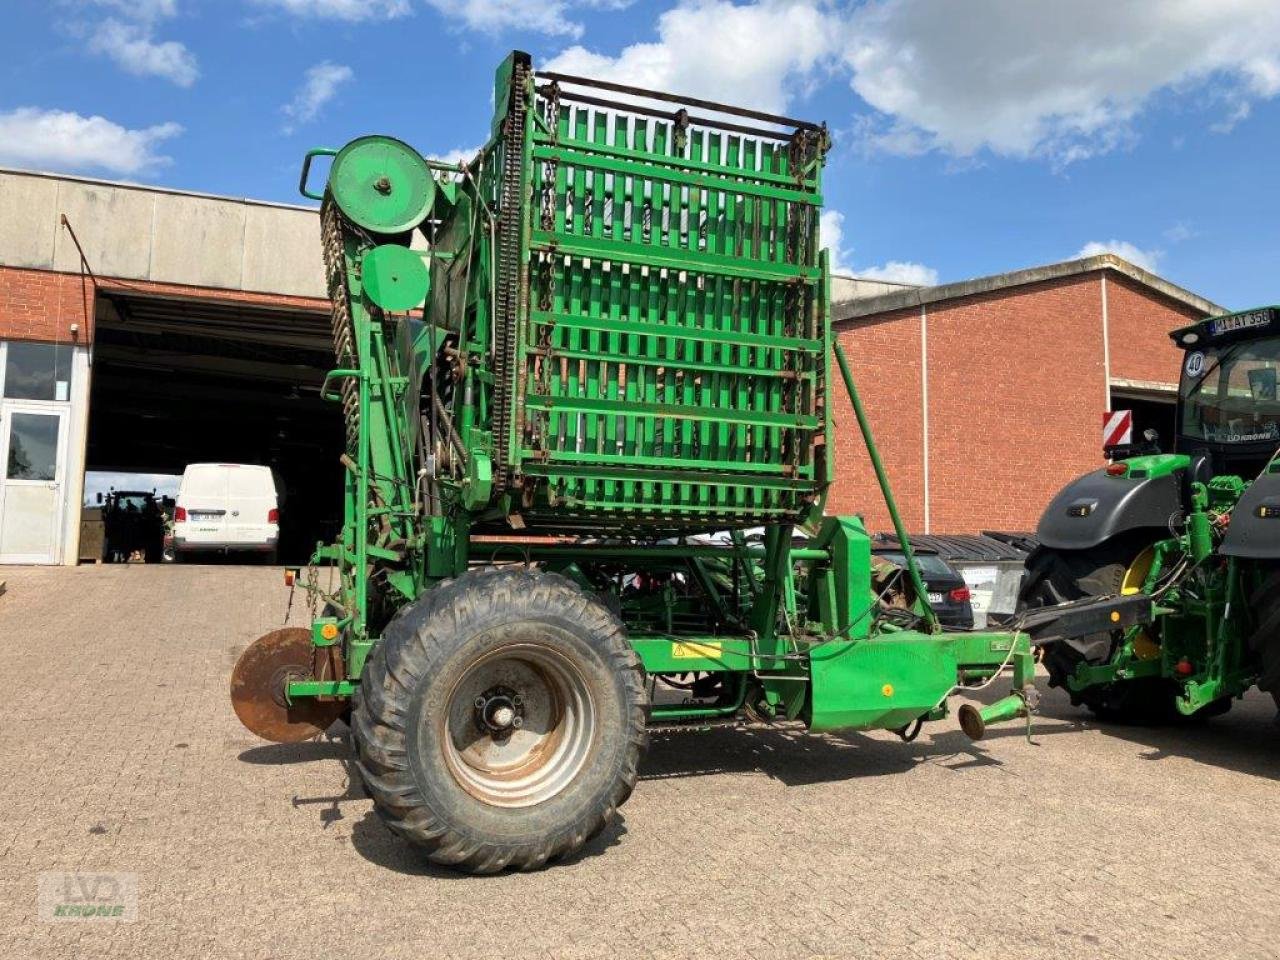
[[927, 592, 944, 604], [190, 512, 221, 521]]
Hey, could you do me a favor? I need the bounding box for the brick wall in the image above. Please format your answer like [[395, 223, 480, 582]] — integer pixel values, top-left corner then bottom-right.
[[828, 307, 925, 532], [1105, 272, 1204, 385], [828, 272, 1142, 535], [0, 266, 95, 344], [925, 274, 1107, 533]]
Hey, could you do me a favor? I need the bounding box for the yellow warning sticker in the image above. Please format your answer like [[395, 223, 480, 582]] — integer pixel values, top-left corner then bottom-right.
[[672, 641, 722, 660]]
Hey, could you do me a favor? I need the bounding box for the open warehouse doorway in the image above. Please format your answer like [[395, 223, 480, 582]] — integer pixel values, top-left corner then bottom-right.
[[86, 286, 343, 564], [1111, 385, 1178, 453]]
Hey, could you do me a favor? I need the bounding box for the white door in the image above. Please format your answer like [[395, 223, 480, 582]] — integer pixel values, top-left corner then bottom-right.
[[0, 405, 67, 564]]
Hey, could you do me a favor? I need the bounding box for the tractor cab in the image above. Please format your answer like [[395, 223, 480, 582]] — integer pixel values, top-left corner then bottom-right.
[[1172, 306, 1280, 480]]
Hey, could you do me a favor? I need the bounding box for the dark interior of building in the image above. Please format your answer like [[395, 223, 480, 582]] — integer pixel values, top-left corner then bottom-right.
[[87, 288, 344, 563], [1112, 391, 1178, 453]]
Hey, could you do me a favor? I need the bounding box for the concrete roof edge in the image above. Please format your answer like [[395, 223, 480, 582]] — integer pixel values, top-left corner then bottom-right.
[[833, 254, 1228, 323], [829, 270, 920, 289], [1110, 376, 1179, 393], [0, 165, 320, 215]]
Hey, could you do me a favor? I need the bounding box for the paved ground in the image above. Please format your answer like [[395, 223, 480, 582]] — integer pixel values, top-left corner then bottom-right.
[[1, 564, 1278, 960]]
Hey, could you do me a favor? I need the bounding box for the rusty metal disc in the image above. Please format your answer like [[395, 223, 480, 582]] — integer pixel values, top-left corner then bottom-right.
[[230, 627, 346, 743]]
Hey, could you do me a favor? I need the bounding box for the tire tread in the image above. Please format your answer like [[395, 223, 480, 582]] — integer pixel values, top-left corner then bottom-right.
[[353, 566, 648, 874]]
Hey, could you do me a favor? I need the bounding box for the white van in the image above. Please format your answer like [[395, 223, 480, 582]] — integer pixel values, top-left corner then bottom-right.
[[172, 464, 279, 563]]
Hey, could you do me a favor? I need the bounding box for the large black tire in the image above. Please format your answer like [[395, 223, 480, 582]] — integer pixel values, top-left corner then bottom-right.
[[353, 567, 648, 873], [1019, 536, 1183, 723], [1248, 567, 1280, 715]]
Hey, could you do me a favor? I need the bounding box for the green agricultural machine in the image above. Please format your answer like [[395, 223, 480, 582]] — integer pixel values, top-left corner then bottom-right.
[[231, 52, 1037, 873], [1022, 305, 1280, 723]]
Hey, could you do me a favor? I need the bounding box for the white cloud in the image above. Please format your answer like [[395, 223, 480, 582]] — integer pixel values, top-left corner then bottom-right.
[[846, 0, 1280, 164], [425, 0, 629, 39], [1075, 239, 1161, 273], [88, 18, 198, 87], [0, 107, 181, 175], [1164, 222, 1196, 244], [84, 0, 179, 22], [282, 62, 354, 133], [536, 1, 1280, 166], [819, 210, 854, 273], [821, 209, 935, 285], [544, 1, 838, 113], [256, 0, 629, 33], [252, 0, 412, 20], [427, 146, 483, 165], [856, 260, 938, 286]]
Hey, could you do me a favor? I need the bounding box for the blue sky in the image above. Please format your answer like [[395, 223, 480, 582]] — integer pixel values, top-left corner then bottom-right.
[[4, 1, 1280, 308]]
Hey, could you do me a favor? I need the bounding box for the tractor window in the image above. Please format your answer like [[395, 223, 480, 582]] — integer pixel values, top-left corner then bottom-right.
[[111, 495, 151, 510], [1180, 336, 1280, 444]]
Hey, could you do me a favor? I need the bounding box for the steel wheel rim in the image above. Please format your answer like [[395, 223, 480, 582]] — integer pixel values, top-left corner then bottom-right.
[[442, 642, 595, 807]]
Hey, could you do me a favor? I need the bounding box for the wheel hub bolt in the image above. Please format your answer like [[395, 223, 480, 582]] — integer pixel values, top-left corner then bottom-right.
[[474, 686, 524, 734]]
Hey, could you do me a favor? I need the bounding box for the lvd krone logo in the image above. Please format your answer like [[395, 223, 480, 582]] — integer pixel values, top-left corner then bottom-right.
[[40, 872, 137, 921]]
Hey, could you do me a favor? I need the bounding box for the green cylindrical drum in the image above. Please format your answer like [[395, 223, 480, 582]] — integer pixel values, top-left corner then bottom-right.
[[328, 135, 435, 235]]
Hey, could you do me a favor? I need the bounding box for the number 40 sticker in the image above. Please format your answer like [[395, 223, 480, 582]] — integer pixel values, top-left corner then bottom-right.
[[1185, 351, 1206, 378]]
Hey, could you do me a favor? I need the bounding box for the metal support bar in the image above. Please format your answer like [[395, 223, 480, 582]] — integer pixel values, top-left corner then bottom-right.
[[832, 340, 938, 633], [537, 70, 822, 132]]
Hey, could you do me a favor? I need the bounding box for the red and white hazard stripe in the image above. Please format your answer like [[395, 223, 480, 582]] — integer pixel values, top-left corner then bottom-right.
[[1103, 410, 1133, 448]]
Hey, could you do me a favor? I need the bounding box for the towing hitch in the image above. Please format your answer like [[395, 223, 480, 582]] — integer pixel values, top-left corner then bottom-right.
[[1018, 593, 1155, 647]]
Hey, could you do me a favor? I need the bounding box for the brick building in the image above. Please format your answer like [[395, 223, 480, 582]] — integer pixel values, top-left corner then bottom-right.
[[0, 166, 1228, 563], [0, 167, 336, 564], [829, 257, 1226, 534]]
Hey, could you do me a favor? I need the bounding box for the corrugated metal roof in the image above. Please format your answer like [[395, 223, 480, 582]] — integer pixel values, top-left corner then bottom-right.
[[872, 531, 1038, 561]]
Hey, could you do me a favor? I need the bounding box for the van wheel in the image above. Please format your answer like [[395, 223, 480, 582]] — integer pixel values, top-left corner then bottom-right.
[[353, 567, 648, 874]]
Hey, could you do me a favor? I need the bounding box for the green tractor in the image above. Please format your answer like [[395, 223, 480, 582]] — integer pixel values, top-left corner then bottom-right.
[[1022, 305, 1280, 723], [231, 51, 1040, 873]]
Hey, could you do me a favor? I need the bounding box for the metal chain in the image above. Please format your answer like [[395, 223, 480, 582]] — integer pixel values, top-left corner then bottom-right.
[[540, 160, 556, 232], [538, 252, 554, 312], [546, 81, 560, 143]]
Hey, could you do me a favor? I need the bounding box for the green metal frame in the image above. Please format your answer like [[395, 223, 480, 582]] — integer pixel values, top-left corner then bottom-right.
[[1062, 473, 1262, 714], [284, 50, 1034, 739]]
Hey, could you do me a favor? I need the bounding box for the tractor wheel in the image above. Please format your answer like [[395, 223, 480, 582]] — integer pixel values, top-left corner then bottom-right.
[[352, 566, 648, 874], [1248, 566, 1280, 716], [1019, 536, 1182, 724]]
